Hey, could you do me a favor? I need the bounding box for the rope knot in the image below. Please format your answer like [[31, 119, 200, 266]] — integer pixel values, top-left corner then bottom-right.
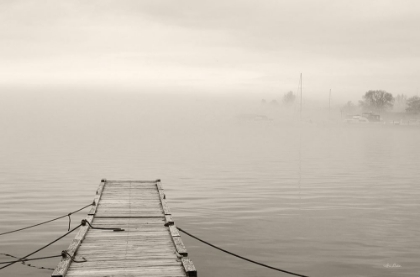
[[61, 250, 68, 259], [61, 250, 87, 263]]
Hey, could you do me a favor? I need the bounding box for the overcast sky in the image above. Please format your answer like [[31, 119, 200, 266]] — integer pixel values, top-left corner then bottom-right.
[[1, 0, 419, 100]]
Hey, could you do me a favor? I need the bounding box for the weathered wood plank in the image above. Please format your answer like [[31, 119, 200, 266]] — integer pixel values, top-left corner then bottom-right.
[[160, 199, 171, 215], [94, 214, 164, 218], [73, 253, 179, 261], [157, 187, 166, 200], [99, 197, 160, 200], [87, 180, 105, 215], [70, 258, 181, 264], [98, 201, 160, 205], [65, 266, 186, 276], [96, 205, 163, 208], [96, 207, 163, 210], [173, 237, 188, 256], [102, 188, 159, 192], [182, 258, 197, 277], [169, 224, 180, 237], [104, 180, 160, 183], [165, 214, 174, 226], [156, 182, 172, 216], [95, 214, 164, 218], [92, 217, 165, 224]]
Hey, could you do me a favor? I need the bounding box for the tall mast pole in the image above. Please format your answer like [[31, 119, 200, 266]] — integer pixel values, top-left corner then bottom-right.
[[329, 89, 331, 114], [300, 73, 303, 118]]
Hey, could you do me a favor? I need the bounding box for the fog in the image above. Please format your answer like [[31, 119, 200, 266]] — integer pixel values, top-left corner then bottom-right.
[[0, 89, 341, 143], [1, 0, 420, 98]]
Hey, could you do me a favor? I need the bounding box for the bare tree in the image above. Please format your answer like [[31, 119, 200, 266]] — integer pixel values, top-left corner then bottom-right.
[[406, 96, 420, 114], [359, 90, 394, 112]]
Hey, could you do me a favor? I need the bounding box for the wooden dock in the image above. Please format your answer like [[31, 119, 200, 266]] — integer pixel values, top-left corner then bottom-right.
[[52, 179, 196, 277]]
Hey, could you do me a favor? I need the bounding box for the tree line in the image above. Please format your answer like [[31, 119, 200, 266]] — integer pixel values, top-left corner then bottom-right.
[[342, 90, 420, 115]]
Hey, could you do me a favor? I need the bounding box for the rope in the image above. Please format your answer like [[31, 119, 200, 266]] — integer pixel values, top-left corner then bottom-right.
[[61, 250, 86, 263], [0, 253, 62, 265], [83, 220, 124, 232], [67, 214, 72, 231], [0, 224, 82, 270], [0, 253, 59, 270], [177, 227, 309, 277], [0, 203, 93, 236]]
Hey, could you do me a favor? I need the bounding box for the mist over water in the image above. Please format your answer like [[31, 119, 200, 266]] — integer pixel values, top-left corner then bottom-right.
[[0, 91, 419, 277]]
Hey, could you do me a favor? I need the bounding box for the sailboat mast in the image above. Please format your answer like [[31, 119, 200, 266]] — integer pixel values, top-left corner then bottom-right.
[[329, 89, 331, 113], [300, 73, 303, 117]]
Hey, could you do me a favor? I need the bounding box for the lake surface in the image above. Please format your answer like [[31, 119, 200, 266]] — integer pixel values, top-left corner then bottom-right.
[[0, 92, 419, 277]]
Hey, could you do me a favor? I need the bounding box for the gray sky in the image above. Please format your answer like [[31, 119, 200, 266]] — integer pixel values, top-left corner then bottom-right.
[[1, 0, 419, 100]]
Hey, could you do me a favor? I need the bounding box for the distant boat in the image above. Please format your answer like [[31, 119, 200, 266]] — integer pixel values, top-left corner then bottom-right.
[[344, 115, 369, 123], [344, 112, 381, 123], [362, 112, 381, 122]]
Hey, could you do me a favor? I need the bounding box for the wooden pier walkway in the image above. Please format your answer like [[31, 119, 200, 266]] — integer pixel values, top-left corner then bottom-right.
[[52, 179, 196, 277]]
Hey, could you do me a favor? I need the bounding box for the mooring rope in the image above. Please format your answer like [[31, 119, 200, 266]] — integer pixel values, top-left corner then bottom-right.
[[83, 220, 124, 232], [177, 227, 309, 277], [0, 224, 82, 270], [0, 253, 59, 270], [67, 214, 72, 231], [0, 253, 62, 265], [0, 203, 93, 236]]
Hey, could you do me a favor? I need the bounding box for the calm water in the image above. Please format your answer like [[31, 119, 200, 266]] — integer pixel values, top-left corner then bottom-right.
[[0, 92, 419, 277]]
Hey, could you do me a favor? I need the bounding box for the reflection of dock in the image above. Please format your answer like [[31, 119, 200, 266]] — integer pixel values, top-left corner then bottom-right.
[[52, 179, 196, 277]]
